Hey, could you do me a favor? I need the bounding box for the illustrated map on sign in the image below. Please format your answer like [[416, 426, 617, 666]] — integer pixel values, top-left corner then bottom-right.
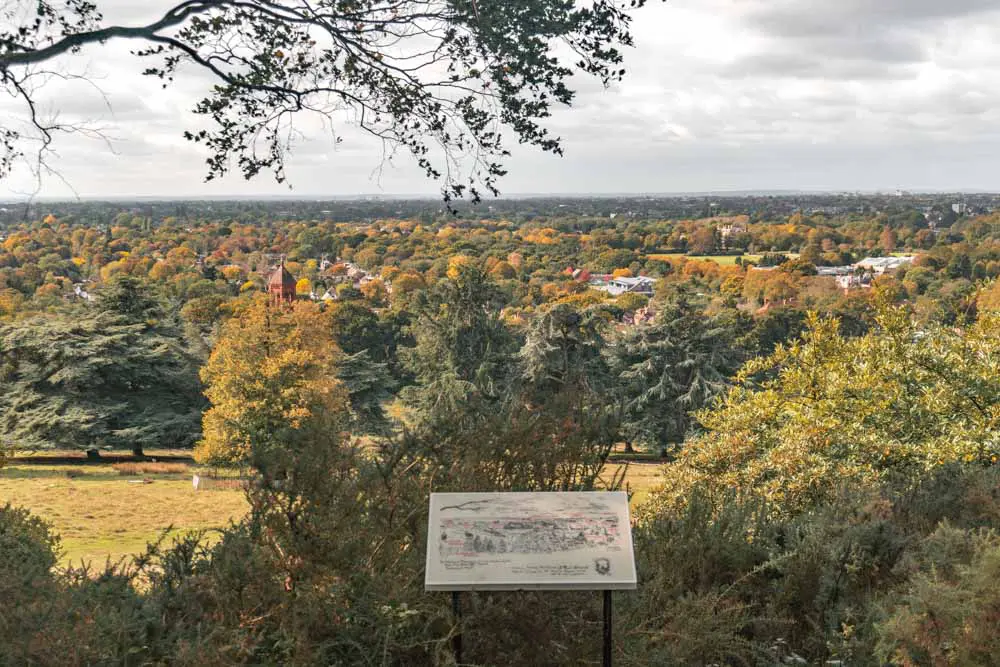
[[424, 492, 637, 591]]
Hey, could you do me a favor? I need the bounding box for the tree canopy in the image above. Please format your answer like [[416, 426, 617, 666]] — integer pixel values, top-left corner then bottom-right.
[[0, 311, 204, 456], [196, 296, 348, 467]]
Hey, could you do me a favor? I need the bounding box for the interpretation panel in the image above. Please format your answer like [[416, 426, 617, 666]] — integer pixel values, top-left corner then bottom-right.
[[425, 491, 636, 591]]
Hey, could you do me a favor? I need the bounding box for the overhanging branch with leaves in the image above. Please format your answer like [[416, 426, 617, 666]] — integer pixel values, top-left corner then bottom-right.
[[1, 0, 649, 201]]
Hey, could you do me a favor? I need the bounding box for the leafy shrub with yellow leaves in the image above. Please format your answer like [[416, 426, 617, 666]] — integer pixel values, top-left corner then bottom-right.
[[654, 302, 1000, 514]]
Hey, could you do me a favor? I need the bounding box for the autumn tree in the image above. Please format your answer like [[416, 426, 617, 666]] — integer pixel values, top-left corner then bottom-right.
[[688, 227, 717, 255], [880, 227, 898, 253], [196, 296, 348, 468], [2, 0, 651, 201]]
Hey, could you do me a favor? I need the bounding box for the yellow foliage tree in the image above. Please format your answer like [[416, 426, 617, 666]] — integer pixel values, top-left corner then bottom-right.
[[148, 261, 177, 281], [490, 260, 516, 280], [391, 272, 425, 300], [196, 297, 347, 467], [222, 265, 245, 282], [446, 254, 473, 280], [0, 289, 25, 317], [612, 268, 633, 278], [360, 278, 388, 306], [978, 280, 1000, 312]]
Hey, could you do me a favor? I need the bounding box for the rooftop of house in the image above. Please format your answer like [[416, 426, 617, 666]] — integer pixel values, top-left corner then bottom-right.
[[610, 276, 656, 286], [855, 256, 915, 270]]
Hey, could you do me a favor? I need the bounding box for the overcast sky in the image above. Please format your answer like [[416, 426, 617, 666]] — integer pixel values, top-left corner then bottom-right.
[[4, 0, 1000, 199]]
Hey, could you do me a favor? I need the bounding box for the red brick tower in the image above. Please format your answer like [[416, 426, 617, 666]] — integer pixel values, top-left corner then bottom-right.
[[267, 260, 297, 305]]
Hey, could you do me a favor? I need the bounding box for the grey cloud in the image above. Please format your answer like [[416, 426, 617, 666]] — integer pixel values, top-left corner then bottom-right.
[[721, 1, 1000, 84], [744, 0, 1000, 38], [720, 52, 918, 81]]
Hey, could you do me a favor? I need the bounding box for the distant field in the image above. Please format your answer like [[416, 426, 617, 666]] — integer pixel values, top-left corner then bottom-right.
[[0, 450, 247, 566], [601, 462, 664, 507], [646, 253, 759, 266], [2, 450, 663, 566]]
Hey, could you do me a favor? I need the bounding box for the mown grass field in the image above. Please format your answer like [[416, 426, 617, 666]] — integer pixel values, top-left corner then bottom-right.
[[646, 253, 760, 266], [1, 450, 664, 566]]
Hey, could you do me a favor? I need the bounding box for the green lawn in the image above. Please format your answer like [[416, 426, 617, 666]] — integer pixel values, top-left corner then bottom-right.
[[2, 450, 662, 566]]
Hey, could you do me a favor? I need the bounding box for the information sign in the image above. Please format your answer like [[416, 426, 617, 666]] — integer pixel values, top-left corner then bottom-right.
[[425, 491, 637, 591]]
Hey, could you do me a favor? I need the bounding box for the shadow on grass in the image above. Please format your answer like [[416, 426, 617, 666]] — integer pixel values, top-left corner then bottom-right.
[[11, 454, 195, 465], [0, 467, 190, 482]]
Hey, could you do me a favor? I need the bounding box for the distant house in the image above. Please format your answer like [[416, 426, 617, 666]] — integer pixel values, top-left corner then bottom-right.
[[267, 261, 297, 305], [816, 266, 861, 290], [814, 256, 915, 291], [592, 276, 656, 296], [718, 222, 747, 240]]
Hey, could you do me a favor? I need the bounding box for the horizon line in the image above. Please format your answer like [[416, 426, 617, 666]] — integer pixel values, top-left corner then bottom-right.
[[3, 188, 999, 204]]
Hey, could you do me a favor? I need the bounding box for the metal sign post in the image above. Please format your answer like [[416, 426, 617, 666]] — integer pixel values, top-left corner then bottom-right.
[[603, 589, 612, 667], [452, 591, 463, 665]]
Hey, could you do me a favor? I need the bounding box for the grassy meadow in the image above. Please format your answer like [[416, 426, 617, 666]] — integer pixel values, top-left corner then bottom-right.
[[646, 253, 760, 265], [1, 450, 663, 566], [0, 450, 248, 566]]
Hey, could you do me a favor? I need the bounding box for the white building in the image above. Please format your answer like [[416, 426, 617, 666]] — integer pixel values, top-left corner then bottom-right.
[[854, 256, 915, 275], [592, 276, 656, 297]]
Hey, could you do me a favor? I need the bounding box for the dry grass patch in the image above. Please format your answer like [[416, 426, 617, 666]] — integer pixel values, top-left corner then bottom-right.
[[0, 463, 248, 566], [113, 462, 190, 476], [602, 462, 664, 507]]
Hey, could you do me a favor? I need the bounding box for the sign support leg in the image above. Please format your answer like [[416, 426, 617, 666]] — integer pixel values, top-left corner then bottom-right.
[[452, 591, 463, 665], [603, 589, 612, 667]]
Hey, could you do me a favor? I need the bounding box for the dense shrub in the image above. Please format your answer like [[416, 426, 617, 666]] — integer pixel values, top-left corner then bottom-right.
[[0, 503, 59, 600]]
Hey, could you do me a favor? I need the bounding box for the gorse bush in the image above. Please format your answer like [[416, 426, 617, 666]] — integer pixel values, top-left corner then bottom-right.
[[6, 463, 997, 665]]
